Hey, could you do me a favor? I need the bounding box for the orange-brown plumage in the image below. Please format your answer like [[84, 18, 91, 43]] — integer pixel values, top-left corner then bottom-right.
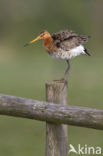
[[24, 30, 91, 80], [24, 30, 56, 54], [43, 36, 54, 54]]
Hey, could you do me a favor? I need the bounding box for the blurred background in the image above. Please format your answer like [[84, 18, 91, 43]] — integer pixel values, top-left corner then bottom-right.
[[0, 0, 103, 155]]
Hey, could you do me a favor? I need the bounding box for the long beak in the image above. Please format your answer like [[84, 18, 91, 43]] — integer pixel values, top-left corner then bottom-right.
[[24, 36, 41, 47]]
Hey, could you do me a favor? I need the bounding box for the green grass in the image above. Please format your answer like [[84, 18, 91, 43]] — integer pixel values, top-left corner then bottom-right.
[[0, 0, 103, 155], [0, 46, 103, 156]]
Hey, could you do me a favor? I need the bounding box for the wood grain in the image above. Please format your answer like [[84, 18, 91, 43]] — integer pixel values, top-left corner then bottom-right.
[[46, 80, 68, 156], [0, 94, 103, 130]]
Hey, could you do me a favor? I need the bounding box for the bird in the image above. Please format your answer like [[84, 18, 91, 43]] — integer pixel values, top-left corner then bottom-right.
[[24, 30, 91, 80]]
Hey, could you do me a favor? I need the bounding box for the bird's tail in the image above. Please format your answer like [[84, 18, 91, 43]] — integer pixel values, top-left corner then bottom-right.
[[84, 48, 91, 56], [80, 35, 91, 43]]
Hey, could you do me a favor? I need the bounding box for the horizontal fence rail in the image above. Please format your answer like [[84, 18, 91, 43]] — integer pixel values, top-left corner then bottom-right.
[[0, 94, 103, 130]]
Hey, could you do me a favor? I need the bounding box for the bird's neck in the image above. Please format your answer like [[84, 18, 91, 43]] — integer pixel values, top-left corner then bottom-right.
[[43, 36, 54, 54]]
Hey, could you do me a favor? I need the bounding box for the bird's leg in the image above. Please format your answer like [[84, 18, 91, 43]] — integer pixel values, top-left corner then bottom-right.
[[54, 60, 70, 82], [65, 60, 70, 77], [61, 60, 70, 81]]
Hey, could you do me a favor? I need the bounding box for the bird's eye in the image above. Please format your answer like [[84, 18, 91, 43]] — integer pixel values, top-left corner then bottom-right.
[[40, 34, 44, 37]]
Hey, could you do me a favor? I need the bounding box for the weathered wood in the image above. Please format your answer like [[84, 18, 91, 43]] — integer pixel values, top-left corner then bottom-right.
[[46, 80, 68, 156], [0, 94, 103, 130]]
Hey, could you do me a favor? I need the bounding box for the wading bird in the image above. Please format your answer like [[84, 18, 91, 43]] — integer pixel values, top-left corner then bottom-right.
[[24, 30, 90, 80]]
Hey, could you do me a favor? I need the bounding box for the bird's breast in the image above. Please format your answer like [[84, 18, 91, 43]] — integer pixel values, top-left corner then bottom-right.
[[43, 38, 56, 54]]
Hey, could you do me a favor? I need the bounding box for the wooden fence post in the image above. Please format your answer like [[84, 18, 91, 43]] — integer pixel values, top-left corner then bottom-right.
[[46, 80, 68, 156]]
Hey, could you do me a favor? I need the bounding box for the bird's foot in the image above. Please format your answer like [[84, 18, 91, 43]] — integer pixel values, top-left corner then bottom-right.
[[53, 78, 67, 91], [53, 77, 67, 83]]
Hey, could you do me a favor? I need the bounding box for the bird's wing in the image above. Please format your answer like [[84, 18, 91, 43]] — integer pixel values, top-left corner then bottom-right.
[[52, 30, 77, 41], [52, 30, 90, 51]]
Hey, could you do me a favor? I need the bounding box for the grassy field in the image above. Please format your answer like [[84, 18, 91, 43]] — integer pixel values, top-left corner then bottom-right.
[[0, 1, 103, 155], [0, 45, 103, 156]]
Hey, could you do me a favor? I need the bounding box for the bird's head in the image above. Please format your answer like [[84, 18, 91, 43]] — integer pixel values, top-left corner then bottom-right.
[[24, 30, 51, 47]]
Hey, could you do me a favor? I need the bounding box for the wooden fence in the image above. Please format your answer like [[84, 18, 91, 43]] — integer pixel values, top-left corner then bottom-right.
[[0, 80, 103, 156]]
